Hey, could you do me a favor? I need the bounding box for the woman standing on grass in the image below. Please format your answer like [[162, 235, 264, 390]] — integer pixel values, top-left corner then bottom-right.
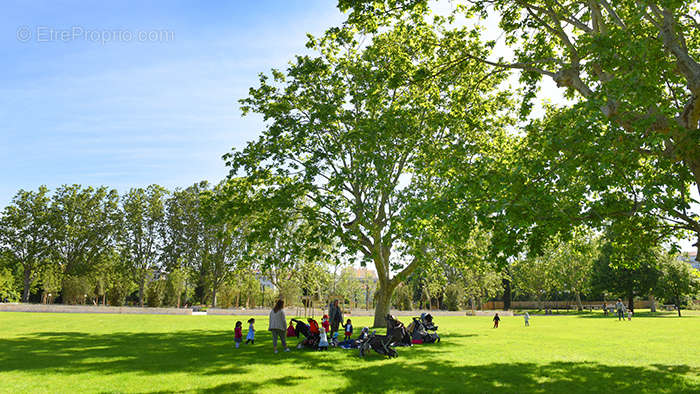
[[269, 299, 290, 353], [615, 298, 626, 321]]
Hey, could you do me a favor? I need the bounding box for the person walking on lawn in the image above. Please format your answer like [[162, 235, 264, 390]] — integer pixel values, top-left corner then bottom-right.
[[493, 313, 500, 328], [269, 299, 290, 354]]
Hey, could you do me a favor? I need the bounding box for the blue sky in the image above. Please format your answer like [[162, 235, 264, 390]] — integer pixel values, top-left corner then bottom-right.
[[1, 1, 696, 252], [0, 0, 344, 207]]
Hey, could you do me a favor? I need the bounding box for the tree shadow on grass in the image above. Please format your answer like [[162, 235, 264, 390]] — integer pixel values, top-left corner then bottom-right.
[[311, 359, 699, 394], [1, 331, 698, 393], [0, 330, 314, 377]]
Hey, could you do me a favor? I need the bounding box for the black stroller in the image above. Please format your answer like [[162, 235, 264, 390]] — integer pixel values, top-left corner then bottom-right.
[[358, 331, 398, 358], [386, 314, 412, 346], [408, 313, 440, 344], [291, 318, 320, 349]]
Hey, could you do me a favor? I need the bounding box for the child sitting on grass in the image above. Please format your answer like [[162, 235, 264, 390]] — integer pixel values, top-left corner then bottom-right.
[[234, 321, 243, 348], [246, 318, 255, 344]]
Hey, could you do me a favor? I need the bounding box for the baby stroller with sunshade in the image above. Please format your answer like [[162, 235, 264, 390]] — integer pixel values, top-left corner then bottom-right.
[[358, 331, 398, 358], [385, 314, 412, 346], [407, 313, 440, 344], [291, 318, 320, 349]]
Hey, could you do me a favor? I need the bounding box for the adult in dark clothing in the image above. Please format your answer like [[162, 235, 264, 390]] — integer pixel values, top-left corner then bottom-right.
[[329, 299, 344, 336]]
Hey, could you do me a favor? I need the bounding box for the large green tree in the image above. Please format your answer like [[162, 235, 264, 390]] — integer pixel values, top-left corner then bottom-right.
[[0, 187, 51, 302], [341, 0, 700, 257], [592, 219, 662, 310], [49, 185, 120, 297], [542, 227, 600, 310], [118, 185, 168, 307], [655, 252, 700, 316], [224, 19, 510, 326]]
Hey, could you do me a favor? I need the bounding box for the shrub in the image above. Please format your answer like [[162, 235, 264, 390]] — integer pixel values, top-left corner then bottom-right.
[[146, 280, 165, 307], [62, 275, 93, 304], [217, 284, 236, 308], [0, 268, 20, 302], [164, 269, 186, 307], [444, 284, 464, 311], [107, 283, 129, 306], [392, 284, 413, 311]]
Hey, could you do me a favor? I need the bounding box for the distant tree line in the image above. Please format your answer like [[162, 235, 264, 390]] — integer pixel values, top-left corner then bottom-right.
[[0, 183, 375, 308], [1, 184, 698, 314]]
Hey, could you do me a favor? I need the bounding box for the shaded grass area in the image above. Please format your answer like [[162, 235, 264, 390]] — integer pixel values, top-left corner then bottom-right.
[[0, 312, 699, 393]]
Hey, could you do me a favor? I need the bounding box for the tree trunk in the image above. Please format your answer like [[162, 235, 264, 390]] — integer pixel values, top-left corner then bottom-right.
[[211, 286, 217, 308], [372, 284, 395, 328], [178, 292, 182, 308], [22, 268, 32, 303], [650, 295, 657, 312], [627, 295, 634, 312], [138, 280, 145, 307], [575, 292, 583, 311], [502, 276, 511, 310]]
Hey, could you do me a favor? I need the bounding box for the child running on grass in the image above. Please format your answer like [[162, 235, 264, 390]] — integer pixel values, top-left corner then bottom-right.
[[343, 319, 353, 341], [493, 313, 500, 328], [234, 321, 243, 348], [246, 318, 255, 344]]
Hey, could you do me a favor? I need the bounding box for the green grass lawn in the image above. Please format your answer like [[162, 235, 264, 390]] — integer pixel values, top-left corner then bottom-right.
[[1, 311, 699, 393]]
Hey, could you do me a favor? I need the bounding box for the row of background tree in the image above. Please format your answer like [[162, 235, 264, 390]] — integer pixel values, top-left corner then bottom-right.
[[0, 182, 379, 309], [1, 184, 697, 314]]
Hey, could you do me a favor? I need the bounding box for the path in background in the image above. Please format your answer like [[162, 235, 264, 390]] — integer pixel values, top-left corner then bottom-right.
[[0, 303, 512, 316]]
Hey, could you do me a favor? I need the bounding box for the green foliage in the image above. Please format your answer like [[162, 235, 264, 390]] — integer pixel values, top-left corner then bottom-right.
[[118, 185, 168, 307], [591, 224, 662, 307], [146, 280, 165, 308], [106, 280, 131, 307], [164, 268, 187, 307], [61, 275, 93, 305], [443, 284, 464, 311], [50, 185, 120, 278], [655, 253, 700, 316], [342, 0, 700, 263], [391, 283, 413, 311], [0, 267, 20, 302], [0, 186, 52, 301], [223, 16, 511, 326]]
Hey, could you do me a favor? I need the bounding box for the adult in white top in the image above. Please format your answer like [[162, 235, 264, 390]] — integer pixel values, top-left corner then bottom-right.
[[269, 299, 289, 353]]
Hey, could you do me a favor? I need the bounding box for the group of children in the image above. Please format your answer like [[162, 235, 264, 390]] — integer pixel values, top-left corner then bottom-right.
[[234, 318, 256, 348], [492, 312, 530, 328], [234, 315, 354, 350], [315, 315, 354, 350]]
